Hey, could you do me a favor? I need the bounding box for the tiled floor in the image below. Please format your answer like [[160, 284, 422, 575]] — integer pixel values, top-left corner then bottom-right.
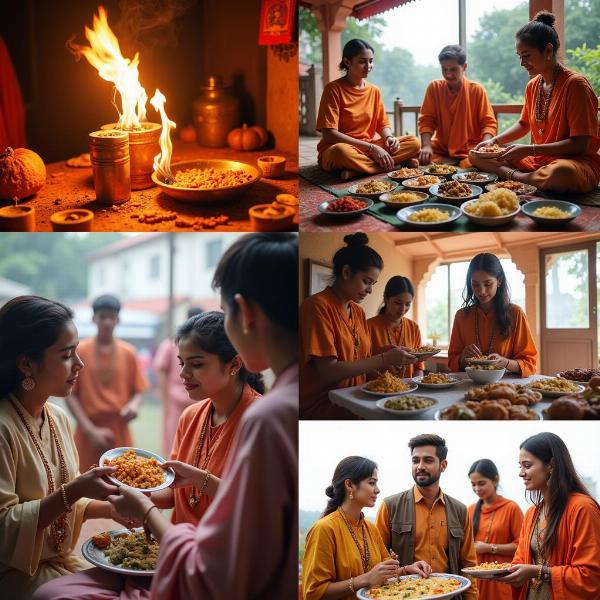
[[299, 136, 319, 167]]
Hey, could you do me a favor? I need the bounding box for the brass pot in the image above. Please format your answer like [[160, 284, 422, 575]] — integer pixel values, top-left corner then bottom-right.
[[193, 75, 240, 148], [101, 123, 161, 190], [90, 129, 131, 204]]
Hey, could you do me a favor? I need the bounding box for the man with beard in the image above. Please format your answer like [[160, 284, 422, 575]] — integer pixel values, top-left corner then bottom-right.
[[375, 434, 478, 599]]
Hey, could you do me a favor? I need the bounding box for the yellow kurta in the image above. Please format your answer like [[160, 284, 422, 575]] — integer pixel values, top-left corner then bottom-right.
[[302, 510, 390, 600], [0, 395, 90, 600]]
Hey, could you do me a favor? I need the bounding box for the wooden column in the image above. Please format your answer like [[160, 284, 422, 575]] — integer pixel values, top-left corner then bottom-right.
[[458, 0, 467, 51], [530, 0, 565, 60]]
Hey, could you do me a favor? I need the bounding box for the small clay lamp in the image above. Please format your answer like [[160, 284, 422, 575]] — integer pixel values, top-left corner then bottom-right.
[[50, 209, 94, 231], [0, 205, 35, 231], [249, 202, 295, 231], [257, 155, 286, 178]]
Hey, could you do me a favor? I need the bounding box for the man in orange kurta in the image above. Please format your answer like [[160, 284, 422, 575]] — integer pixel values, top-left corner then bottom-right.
[[300, 287, 371, 420], [505, 493, 600, 599], [67, 295, 148, 470], [448, 304, 537, 376], [164, 383, 260, 526], [419, 45, 496, 168], [317, 77, 420, 175], [468, 497, 523, 600], [367, 313, 424, 378], [471, 68, 600, 194]]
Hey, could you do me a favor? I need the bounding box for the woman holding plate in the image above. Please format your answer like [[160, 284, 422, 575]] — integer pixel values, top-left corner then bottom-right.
[[367, 276, 425, 379], [302, 456, 431, 599], [0, 296, 132, 600], [494, 432, 600, 598], [467, 459, 523, 600], [448, 253, 537, 375], [469, 11, 600, 194], [300, 233, 418, 419], [149, 310, 263, 525]]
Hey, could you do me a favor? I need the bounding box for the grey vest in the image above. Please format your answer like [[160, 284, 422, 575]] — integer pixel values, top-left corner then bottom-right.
[[384, 489, 469, 599]]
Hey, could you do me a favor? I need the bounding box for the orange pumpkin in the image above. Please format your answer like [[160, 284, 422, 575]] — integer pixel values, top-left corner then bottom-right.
[[0, 147, 46, 200], [227, 124, 267, 151]]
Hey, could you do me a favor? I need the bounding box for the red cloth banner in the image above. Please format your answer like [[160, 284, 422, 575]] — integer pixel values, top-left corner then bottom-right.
[[258, 0, 296, 45]]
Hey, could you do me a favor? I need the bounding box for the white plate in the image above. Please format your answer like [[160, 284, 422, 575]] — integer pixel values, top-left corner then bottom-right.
[[465, 357, 501, 365], [397, 204, 462, 228], [348, 181, 398, 198], [406, 349, 442, 359], [460, 200, 520, 227], [485, 182, 538, 196], [376, 395, 438, 416], [413, 375, 460, 389], [318, 197, 374, 217], [521, 199, 581, 225], [434, 407, 542, 421], [461, 566, 512, 579], [453, 172, 498, 185], [402, 176, 444, 190], [360, 380, 418, 397], [429, 183, 483, 203], [357, 573, 471, 600], [470, 147, 505, 159], [100, 447, 175, 493], [81, 528, 157, 576], [555, 371, 595, 385], [527, 380, 585, 398]]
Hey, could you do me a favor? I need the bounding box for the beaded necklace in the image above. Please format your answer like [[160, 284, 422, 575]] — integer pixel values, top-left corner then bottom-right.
[[534, 65, 563, 135], [9, 396, 70, 551], [338, 507, 370, 573], [475, 309, 497, 355]]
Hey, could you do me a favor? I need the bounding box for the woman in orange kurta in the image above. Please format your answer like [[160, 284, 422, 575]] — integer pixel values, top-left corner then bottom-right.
[[468, 459, 524, 600], [448, 253, 537, 376], [494, 432, 600, 598], [317, 38, 420, 180], [368, 276, 425, 379], [302, 456, 431, 600], [150, 311, 262, 525], [470, 12, 600, 194], [300, 233, 419, 419], [419, 45, 496, 168]]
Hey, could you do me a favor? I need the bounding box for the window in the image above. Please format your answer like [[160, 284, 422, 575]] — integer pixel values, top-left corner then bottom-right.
[[149, 255, 160, 279], [206, 238, 223, 269], [425, 258, 525, 346]]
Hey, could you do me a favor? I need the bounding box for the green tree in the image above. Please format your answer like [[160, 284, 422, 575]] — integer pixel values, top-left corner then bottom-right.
[[0, 233, 123, 300], [568, 44, 600, 94]]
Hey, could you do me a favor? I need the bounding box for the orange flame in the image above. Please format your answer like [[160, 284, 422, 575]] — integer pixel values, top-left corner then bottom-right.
[[69, 6, 147, 130], [150, 89, 176, 183]]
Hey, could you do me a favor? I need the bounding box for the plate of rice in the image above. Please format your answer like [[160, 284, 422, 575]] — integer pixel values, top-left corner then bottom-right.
[[461, 188, 520, 226], [521, 200, 581, 225], [397, 203, 461, 228], [380, 190, 428, 208], [357, 573, 471, 600], [413, 373, 460, 389], [361, 371, 418, 396], [348, 179, 398, 198], [453, 172, 498, 185]]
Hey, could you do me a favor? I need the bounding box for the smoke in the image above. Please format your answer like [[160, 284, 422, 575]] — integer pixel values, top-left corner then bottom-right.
[[116, 0, 196, 49]]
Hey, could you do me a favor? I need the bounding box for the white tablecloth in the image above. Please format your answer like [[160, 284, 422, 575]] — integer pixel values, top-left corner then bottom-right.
[[328, 373, 553, 420]]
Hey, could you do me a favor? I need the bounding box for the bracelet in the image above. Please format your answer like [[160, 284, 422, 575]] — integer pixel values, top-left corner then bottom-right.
[[491, 544, 497, 554], [506, 168, 517, 181], [400, 566, 406, 576], [532, 143, 537, 156], [348, 577, 355, 592], [60, 484, 72, 513], [367, 143, 374, 154], [537, 563, 544, 582], [504, 359, 510, 370], [199, 469, 212, 496], [142, 504, 158, 540]]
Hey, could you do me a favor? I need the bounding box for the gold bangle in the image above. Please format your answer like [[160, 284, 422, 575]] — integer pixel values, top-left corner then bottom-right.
[[348, 577, 355, 592], [142, 504, 158, 540], [199, 469, 212, 496], [60, 484, 72, 513]]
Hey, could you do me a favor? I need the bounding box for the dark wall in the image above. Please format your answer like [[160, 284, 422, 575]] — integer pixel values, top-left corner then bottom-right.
[[0, 0, 266, 163]]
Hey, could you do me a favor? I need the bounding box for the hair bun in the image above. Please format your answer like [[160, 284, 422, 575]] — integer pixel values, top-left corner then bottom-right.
[[344, 232, 369, 248], [325, 485, 335, 498], [534, 10, 556, 27]]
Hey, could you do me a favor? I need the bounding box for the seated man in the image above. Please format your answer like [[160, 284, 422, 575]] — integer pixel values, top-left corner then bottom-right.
[[419, 45, 497, 168]]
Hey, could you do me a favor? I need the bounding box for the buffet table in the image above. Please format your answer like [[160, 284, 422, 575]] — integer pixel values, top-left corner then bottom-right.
[[329, 373, 554, 420]]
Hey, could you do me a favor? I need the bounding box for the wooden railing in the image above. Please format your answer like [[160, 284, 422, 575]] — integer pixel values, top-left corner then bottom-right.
[[390, 98, 524, 136]]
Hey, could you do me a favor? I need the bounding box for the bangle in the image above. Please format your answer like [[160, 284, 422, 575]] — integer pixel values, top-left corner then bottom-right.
[[400, 566, 406, 576], [348, 577, 355, 592], [142, 504, 158, 540], [60, 484, 72, 513], [506, 168, 517, 181], [532, 143, 537, 156], [199, 469, 212, 496]]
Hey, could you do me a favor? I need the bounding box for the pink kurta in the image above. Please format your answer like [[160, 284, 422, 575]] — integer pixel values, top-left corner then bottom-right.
[[32, 364, 298, 600], [153, 339, 195, 455]]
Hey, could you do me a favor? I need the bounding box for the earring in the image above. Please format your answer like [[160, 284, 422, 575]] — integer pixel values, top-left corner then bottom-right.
[[22, 376, 35, 391], [230, 370, 237, 376], [349, 492, 354, 500]]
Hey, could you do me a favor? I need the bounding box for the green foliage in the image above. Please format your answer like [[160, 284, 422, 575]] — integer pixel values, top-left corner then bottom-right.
[[568, 44, 600, 95], [0, 233, 123, 300]]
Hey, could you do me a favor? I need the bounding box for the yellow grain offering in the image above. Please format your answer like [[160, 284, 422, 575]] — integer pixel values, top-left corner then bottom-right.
[[407, 208, 449, 222], [464, 188, 519, 216], [532, 206, 569, 219]]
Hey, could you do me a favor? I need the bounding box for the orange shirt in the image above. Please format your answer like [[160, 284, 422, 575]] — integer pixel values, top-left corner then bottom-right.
[[519, 69, 600, 174], [302, 510, 390, 600], [418, 78, 497, 158], [72, 337, 148, 469], [316, 78, 390, 155], [468, 496, 523, 600], [367, 313, 425, 377], [448, 304, 537, 376], [300, 287, 371, 419], [169, 383, 261, 526], [512, 493, 600, 600], [375, 486, 478, 600]]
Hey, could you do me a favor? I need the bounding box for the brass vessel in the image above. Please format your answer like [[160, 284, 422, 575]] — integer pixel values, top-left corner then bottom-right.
[[101, 123, 161, 190], [193, 76, 240, 147], [89, 129, 131, 205]]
